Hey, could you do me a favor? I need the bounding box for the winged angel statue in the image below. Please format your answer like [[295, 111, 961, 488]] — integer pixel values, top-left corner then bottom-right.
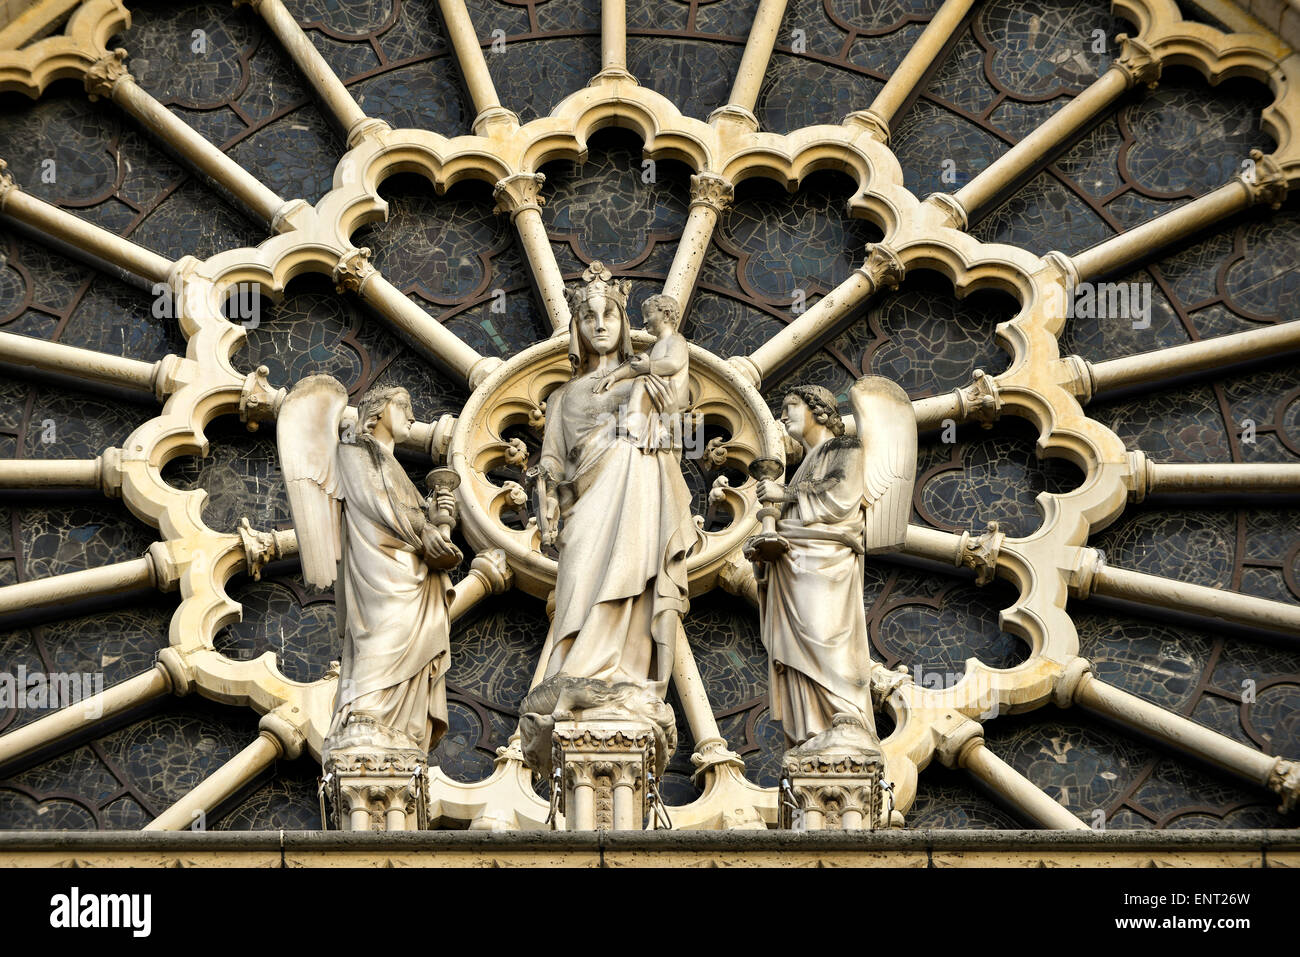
[[751, 375, 917, 752], [277, 376, 461, 763]]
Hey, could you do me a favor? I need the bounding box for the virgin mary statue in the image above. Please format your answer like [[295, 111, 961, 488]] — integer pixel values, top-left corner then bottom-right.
[[531, 263, 700, 703]]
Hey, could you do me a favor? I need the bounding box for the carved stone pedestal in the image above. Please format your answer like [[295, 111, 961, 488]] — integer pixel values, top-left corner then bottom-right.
[[779, 714, 886, 831], [518, 674, 677, 831], [324, 746, 428, 832], [552, 719, 656, 831]]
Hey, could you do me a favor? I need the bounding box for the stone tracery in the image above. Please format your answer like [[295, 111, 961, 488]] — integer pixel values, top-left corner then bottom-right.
[[0, 0, 1297, 832]]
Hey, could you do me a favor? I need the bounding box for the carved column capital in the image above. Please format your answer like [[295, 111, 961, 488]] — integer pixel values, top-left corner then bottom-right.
[[0, 160, 16, 208], [954, 367, 1002, 427], [688, 173, 734, 215], [1126, 449, 1154, 503], [1113, 34, 1161, 90], [239, 518, 296, 581], [856, 243, 905, 291], [97, 447, 124, 499], [1052, 656, 1094, 708], [870, 662, 913, 709], [689, 736, 745, 782], [1269, 758, 1299, 813], [493, 172, 547, 220], [957, 520, 1003, 585], [468, 548, 513, 594], [925, 192, 969, 230], [844, 109, 890, 143], [1239, 148, 1287, 210], [1069, 546, 1106, 600], [259, 709, 306, 760], [84, 48, 132, 101], [333, 246, 376, 295], [1059, 354, 1096, 404], [239, 364, 287, 430]]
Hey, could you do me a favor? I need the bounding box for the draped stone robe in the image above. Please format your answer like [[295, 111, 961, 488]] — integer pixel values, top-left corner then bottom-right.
[[538, 372, 699, 698], [760, 434, 876, 747], [327, 438, 451, 755]]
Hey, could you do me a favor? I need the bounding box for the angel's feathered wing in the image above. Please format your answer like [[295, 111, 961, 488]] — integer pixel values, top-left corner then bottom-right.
[[277, 375, 348, 588], [850, 375, 917, 553]]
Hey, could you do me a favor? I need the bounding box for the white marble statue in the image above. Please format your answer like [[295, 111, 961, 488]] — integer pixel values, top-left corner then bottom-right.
[[751, 376, 916, 751], [277, 376, 461, 762], [527, 263, 700, 705]]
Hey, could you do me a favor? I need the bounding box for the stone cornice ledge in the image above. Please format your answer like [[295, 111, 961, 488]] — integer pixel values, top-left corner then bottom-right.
[[0, 829, 1295, 867]]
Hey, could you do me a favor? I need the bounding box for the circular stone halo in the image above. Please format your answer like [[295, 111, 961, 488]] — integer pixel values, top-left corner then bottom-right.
[[448, 331, 786, 599]]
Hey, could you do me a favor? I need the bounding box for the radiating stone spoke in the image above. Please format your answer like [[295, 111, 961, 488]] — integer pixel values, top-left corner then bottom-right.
[[0, 329, 188, 397], [437, 0, 518, 134], [1072, 547, 1300, 637], [1128, 452, 1300, 499], [1061, 667, 1297, 812], [731, 244, 904, 389], [708, 0, 788, 131], [849, 0, 982, 144], [143, 710, 303, 831], [82, 47, 294, 228], [933, 35, 1163, 229], [1068, 319, 1300, 401], [0, 665, 173, 770], [234, 0, 390, 148], [0, 165, 173, 283]]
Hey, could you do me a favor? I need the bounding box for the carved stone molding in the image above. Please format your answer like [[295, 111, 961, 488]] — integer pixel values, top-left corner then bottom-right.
[[1114, 33, 1162, 89], [83, 46, 130, 101], [325, 744, 428, 832], [1240, 147, 1287, 209], [688, 172, 734, 214], [551, 720, 656, 831], [493, 172, 547, 219], [332, 246, 376, 295], [856, 242, 905, 291], [957, 521, 1004, 586]]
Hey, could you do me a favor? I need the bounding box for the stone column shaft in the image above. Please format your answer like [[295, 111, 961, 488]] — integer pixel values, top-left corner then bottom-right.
[[601, 0, 627, 74], [860, 0, 978, 135], [245, 0, 376, 142], [960, 739, 1091, 829], [0, 330, 161, 393], [1088, 562, 1300, 634], [721, 0, 788, 117], [952, 68, 1131, 223], [0, 189, 173, 284], [0, 555, 155, 616], [1073, 183, 1249, 281], [1086, 320, 1300, 397], [358, 271, 496, 387], [0, 666, 172, 768], [0, 459, 100, 489], [1073, 674, 1277, 785], [1148, 462, 1300, 494], [662, 203, 719, 315], [437, 0, 505, 118], [144, 731, 282, 830], [739, 269, 878, 387], [513, 206, 570, 332], [110, 76, 285, 223]]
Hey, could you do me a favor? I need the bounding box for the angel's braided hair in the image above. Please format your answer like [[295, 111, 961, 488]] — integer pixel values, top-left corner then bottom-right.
[[785, 384, 844, 437]]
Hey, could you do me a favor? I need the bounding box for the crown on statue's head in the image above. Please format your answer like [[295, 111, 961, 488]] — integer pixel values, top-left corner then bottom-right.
[[566, 260, 631, 313]]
